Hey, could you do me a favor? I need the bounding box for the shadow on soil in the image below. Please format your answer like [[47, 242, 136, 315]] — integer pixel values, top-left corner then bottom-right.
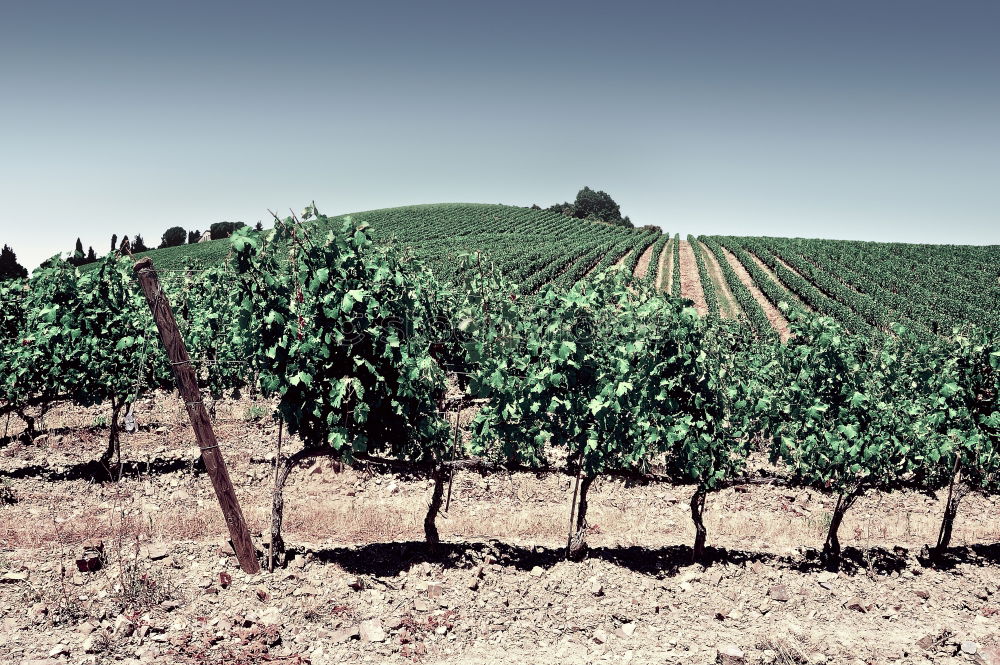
[[302, 539, 1000, 580], [306, 541, 796, 578], [1, 456, 204, 483]]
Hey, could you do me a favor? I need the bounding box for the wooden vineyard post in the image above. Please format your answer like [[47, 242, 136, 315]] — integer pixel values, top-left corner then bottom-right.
[[132, 257, 261, 574]]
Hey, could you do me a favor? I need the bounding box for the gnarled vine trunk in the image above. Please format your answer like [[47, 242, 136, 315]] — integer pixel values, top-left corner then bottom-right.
[[933, 456, 970, 557], [100, 397, 125, 475], [269, 444, 330, 570], [690, 486, 708, 562], [424, 467, 446, 549], [15, 408, 36, 441], [270, 455, 294, 569], [15, 402, 50, 442], [568, 475, 594, 561], [823, 488, 862, 570]]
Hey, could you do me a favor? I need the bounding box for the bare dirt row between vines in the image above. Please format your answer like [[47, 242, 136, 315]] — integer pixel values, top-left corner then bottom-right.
[[633, 242, 655, 280], [657, 238, 673, 292], [744, 250, 812, 312], [583, 242, 633, 280], [612, 247, 633, 271], [698, 241, 742, 320], [719, 247, 791, 340], [677, 240, 708, 316]]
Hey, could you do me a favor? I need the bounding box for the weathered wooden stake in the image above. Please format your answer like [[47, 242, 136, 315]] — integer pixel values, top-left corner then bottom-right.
[[132, 257, 260, 574]]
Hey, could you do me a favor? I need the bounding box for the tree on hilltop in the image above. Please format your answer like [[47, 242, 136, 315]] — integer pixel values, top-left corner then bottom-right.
[[0, 245, 28, 280], [160, 226, 187, 248], [546, 186, 633, 227], [210, 221, 246, 240]]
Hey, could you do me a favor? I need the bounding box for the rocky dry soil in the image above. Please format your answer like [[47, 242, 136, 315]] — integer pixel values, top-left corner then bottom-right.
[[2, 395, 1000, 665]]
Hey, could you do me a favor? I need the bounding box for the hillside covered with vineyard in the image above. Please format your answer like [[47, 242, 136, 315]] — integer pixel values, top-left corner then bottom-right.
[[126, 202, 1000, 339], [2, 203, 998, 664]]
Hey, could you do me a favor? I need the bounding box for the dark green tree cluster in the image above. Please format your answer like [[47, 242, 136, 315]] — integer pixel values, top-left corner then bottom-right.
[[67, 238, 98, 267], [210, 221, 247, 240], [544, 186, 633, 227], [0, 245, 28, 280], [160, 226, 188, 248]]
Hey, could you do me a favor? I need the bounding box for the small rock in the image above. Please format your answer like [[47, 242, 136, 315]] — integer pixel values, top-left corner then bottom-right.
[[48, 645, 70, 658], [589, 578, 604, 596], [114, 615, 135, 637], [592, 628, 609, 644], [961, 641, 978, 655], [331, 625, 360, 643], [426, 582, 444, 598], [146, 544, 169, 561], [75, 553, 102, 573], [619, 622, 636, 637], [530, 566, 544, 577], [845, 597, 866, 613], [915, 590, 929, 600], [259, 607, 283, 626], [0, 570, 29, 583], [359, 618, 386, 643], [78, 621, 97, 635], [768, 585, 790, 602], [717, 644, 745, 664]]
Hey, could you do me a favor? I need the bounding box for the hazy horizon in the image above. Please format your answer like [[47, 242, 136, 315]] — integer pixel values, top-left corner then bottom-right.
[[2, 0, 998, 270]]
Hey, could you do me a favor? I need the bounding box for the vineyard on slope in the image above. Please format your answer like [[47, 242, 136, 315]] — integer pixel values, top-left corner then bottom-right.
[[708, 235, 999, 336], [106, 204, 998, 337], [3, 206, 999, 574]]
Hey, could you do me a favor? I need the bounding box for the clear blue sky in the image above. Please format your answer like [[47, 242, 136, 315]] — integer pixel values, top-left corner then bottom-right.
[[2, 0, 998, 269]]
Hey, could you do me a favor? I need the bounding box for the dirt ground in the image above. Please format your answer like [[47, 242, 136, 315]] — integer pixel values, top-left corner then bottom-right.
[[677, 240, 708, 316], [3, 396, 1000, 665], [720, 247, 792, 341]]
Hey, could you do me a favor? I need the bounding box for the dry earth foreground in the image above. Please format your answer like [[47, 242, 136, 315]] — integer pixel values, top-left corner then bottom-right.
[[3, 396, 1000, 665]]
